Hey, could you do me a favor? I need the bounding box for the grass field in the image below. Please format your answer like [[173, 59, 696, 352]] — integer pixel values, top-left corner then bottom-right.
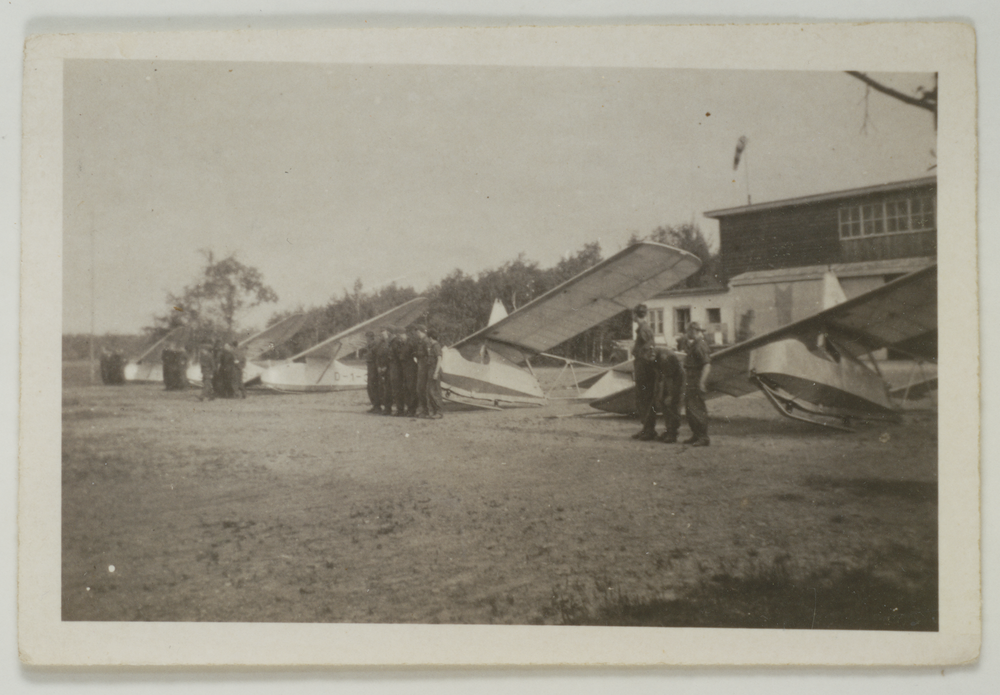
[[61, 360, 938, 629]]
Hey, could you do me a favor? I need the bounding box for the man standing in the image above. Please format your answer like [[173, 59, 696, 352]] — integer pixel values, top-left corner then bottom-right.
[[364, 330, 381, 413], [413, 325, 430, 418], [388, 327, 406, 416], [99, 348, 112, 385], [682, 322, 712, 446], [402, 325, 420, 416], [176, 344, 190, 390], [198, 343, 216, 401], [425, 328, 444, 419], [230, 341, 246, 399], [162, 343, 176, 390], [376, 327, 393, 415], [631, 304, 657, 440], [647, 345, 684, 443], [215, 342, 235, 398]]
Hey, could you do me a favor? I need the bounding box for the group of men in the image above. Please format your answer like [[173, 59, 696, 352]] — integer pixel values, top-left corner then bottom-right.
[[196, 341, 247, 401], [161, 343, 190, 391], [364, 324, 444, 419], [98, 348, 127, 385], [631, 304, 712, 447]]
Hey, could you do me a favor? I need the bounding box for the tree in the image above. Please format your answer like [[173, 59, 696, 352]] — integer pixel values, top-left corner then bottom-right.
[[151, 251, 278, 340]]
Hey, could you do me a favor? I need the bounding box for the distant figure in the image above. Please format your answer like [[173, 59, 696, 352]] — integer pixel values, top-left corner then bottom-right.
[[99, 348, 113, 385], [364, 330, 381, 413], [630, 304, 657, 441], [230, 341, 246, 399], [175, 345, 190, 390], [376, 327, 392, 415], [646, 345, 684, 443], [388, 327, 406, 416], [213, 341, 235, 398], [682, 322, 712, 447], [414, 325, 430, 418], [425, 327, 444, 419], [198, 343, 216, 401], [109, 351, 126, 384], [403, 325, 420, 416], [161, 343, 176, 390]]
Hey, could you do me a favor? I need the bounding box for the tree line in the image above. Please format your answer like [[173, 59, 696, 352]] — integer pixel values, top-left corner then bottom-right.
[[66, 224, 719, 366]]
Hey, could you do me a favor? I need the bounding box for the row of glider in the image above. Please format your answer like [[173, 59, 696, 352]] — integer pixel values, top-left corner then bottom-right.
[[122, 241, 937, 430]]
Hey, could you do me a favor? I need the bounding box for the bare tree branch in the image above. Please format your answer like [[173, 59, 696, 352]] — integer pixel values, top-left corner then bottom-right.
[[845, 71, 937, 116]]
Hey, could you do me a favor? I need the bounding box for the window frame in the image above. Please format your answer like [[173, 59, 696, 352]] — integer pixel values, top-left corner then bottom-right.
[[838, 194, 935, 241]]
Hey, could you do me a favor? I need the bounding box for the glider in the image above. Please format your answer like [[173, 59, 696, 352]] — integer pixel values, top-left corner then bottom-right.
[[260, 297, 429, 393], [590, 264, 937, 430], [184, 313, 309, 386], [439, 242, 702, 408]]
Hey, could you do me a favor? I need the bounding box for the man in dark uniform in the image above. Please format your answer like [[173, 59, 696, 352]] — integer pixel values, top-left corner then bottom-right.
[[631, 304, 658, 440], [413, 325, 430, 418], [109, 350, 126, 384], [682, 322, 712, 446], [99, 348, 112, 385], [402, 325, 420, 416], [175, 344, 190, 390], [425, 327, 444, 419], [364, 330, 381, 413], [388, 327, 407, 416], [198, 343, 217, 401], [229, 341, 246, 398], [161, 343, 176, 390], [215, 341, 235, 398], [647, 345, 684, 443], [376, 327, 393, 415]]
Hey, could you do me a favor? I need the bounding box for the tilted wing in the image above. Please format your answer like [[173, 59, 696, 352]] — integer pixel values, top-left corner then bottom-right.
[[708, 264, 937, 397], [133, 326, 189, 363], [288, 297, 428, 362], [239, 314, 308, 361], [453, 242, 701, 355]]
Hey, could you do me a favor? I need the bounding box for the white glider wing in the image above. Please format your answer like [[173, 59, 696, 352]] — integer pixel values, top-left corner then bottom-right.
[[708, 264, 937, 397], [239, 314, 308, 362], [453, 242, 701, 356], [288, 297, 429, 362]]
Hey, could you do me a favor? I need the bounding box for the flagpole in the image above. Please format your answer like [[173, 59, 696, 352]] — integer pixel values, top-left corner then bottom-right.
[[744, 147, 752, 205]]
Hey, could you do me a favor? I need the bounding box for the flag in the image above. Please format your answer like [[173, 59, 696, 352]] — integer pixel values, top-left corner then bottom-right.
[[733, 135, 748, 170]]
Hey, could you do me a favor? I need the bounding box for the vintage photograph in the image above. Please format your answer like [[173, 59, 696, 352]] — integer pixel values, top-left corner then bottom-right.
[[19, 25, 979, 666]]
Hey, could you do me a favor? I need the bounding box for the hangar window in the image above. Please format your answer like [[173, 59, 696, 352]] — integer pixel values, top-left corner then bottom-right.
[[838, 195, 935, 240]]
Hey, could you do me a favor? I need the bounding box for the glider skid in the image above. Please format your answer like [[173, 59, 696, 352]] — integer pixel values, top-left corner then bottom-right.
[[750, 374, 900, 433]]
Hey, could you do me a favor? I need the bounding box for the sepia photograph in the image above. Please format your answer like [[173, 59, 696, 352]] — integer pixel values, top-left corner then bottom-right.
[[18, 23, 979, 667]]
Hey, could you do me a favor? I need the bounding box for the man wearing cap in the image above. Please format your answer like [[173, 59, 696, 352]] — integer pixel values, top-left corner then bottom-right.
[[198, 343, 217, 401], [425, 327, 444, 419], [683, 322, 712, 446], [413, 325, 430, 418], [364, 330, 381, 413], [229, 340, 246, 399], [388, 326, 408, 416], [376, 327, 393, 414], [631, 304, 658, 440], [402, 325, 420, 416]]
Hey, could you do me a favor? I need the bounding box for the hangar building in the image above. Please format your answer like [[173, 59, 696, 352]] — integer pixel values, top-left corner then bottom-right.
[[643, 176, 937, 349]]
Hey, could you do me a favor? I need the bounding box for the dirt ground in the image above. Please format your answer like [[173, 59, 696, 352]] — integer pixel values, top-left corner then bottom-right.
[[61, 361, 938, 628]]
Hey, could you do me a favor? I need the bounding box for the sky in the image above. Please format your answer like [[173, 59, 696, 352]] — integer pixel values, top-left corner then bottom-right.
[[62, 61, 937, 335]]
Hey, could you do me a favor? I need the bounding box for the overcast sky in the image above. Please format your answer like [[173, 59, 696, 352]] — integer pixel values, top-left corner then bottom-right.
[[63, 61, 936, 335]]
